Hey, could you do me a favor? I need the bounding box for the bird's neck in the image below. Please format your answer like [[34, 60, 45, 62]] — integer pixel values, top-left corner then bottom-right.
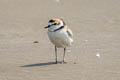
[[48, 25, 64, 32]]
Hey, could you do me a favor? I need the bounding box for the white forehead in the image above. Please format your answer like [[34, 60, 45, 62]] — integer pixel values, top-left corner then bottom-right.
[[48, 22, 53, 25]]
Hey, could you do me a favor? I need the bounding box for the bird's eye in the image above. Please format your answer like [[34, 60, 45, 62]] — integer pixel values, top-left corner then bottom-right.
[[53, 23, 57, 25]]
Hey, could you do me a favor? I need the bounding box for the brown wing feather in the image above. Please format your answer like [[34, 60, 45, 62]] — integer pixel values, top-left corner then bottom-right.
[[67, 28, 73, 38]]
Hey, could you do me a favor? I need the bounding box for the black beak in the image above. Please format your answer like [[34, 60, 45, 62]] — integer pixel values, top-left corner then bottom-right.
[[44, 25, 50, 29]]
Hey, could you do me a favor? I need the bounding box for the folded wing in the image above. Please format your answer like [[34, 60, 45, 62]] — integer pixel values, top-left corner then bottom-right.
[[67, 28, 73, 38]]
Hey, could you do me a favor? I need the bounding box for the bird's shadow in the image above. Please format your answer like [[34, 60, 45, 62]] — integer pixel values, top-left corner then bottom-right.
[[21, 61, 61, 67]]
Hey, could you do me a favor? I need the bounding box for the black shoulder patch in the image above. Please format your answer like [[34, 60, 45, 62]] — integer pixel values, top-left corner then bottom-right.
[[54, 26, 64, 32]]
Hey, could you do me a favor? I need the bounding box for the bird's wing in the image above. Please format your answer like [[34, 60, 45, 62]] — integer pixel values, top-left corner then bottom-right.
[[67, 28, 73, 38]]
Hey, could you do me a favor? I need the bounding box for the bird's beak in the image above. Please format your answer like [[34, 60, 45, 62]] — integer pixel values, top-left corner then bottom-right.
[[44, 25, 50, 29]]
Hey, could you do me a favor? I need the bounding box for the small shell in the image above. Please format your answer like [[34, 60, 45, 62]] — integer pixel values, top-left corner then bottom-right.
[[96, 52, 101, 58]]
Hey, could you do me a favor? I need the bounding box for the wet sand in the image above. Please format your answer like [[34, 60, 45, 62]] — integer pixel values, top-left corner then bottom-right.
[[0, 0, 120, 80]]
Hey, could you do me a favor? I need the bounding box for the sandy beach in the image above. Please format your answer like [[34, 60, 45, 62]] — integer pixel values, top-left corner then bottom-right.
[[0, 0, 120, 80]]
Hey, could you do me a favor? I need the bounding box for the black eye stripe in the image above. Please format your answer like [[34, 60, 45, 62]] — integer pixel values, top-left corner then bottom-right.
[[53, 23, 57, 25], [53, 23, 60, 25]]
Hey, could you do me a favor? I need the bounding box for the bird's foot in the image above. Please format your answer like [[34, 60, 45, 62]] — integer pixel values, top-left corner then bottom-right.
[[61, 61, 67, 64], [55, 61, 58, 64]]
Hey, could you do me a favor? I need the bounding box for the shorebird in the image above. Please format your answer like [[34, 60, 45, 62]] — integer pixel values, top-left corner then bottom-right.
[[45, 18, 73, 64]]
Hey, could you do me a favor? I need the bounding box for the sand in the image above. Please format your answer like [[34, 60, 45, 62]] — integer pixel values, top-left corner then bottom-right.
[[0, 0, 120, 80]]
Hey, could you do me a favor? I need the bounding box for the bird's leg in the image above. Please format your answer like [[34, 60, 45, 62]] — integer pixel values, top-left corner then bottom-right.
[[55, 46, 58, 64], [62, 47, 67, 64]]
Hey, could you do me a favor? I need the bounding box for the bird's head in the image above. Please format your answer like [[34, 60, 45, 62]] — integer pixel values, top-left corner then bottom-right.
[[45, 18, 65, 29]]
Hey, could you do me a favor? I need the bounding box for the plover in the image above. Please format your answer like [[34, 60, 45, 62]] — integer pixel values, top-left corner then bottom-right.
[[45, 18, 73, 64]]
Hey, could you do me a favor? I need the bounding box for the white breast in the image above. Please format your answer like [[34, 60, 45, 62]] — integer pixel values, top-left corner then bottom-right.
[[48, 28, 73, 48]]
